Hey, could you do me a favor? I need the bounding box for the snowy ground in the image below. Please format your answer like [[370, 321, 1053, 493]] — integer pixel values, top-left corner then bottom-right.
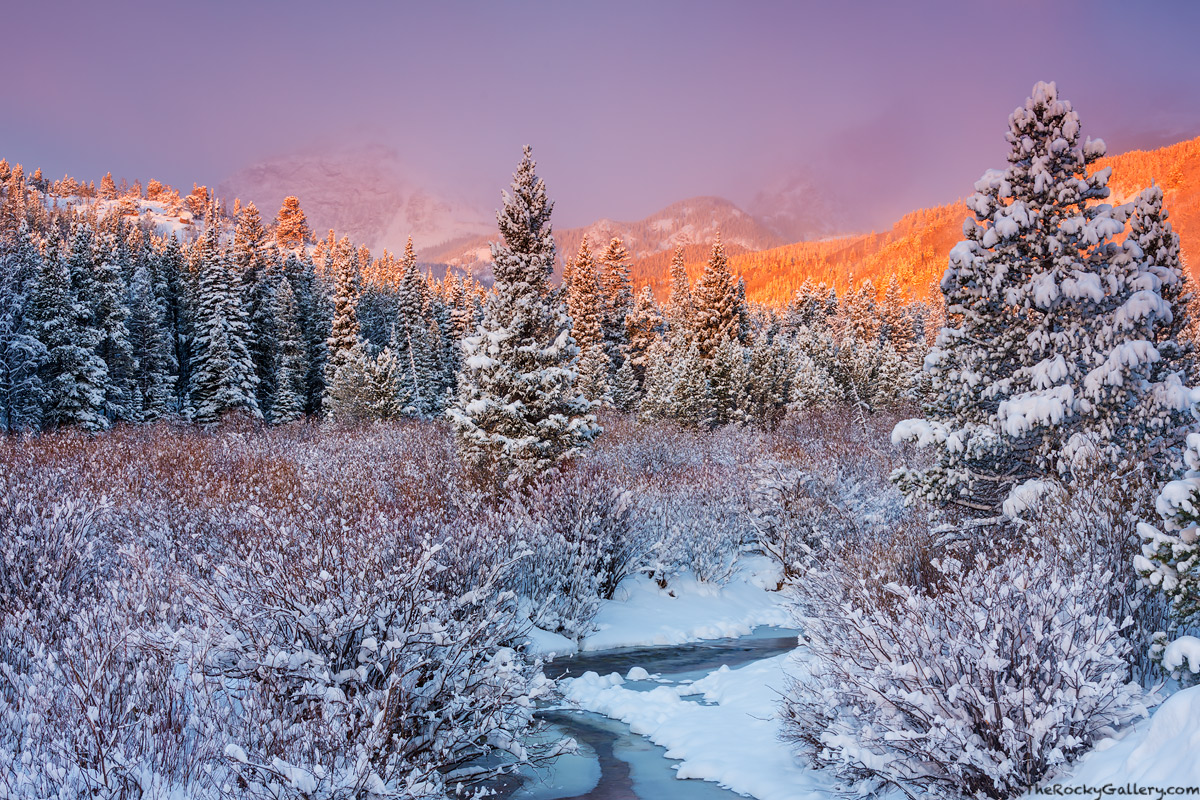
[[1032, 683, 1200, 795], [561, 652, 835, 800], [525, 556, 791, 658]]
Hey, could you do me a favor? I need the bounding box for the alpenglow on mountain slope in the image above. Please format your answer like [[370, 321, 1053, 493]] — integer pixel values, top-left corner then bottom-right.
[[423, 195, 790, 284]]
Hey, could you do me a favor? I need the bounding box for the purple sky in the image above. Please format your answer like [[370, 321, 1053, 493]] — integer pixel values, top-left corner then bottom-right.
[[3, 0, 1199, 230]]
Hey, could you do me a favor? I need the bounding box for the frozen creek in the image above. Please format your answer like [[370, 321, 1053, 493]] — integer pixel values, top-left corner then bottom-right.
[[495, 627, 801, 800]]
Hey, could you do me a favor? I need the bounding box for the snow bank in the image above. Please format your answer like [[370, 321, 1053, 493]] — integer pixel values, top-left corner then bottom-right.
[[525, 557, 789, 657], [1043, 685, 1200, 791], [562, 652, 835, 800]]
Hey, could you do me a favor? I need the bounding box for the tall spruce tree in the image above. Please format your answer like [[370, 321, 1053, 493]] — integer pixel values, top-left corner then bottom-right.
[[188, 210, 260, 424], [625, 286, 665, 389], [665, 245, 693, 338], [322, 235, 361, 398], [0, 223, 46, 430], [126, 256, 175, 420], [894, 81, 1191, 515], [268, 278, 306, 424], [233, 202, 279, 412], [599, 236, 633, 371], [38, 230, 108, 431], [449, 146, 599, 481], [566, 238, 609, 402], [692, 233, 747, 357]]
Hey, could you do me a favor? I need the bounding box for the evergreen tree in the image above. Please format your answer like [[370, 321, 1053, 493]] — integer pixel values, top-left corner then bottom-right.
[[274, 195, 311, 249], [268, 278, 306, 424], [322, 235, 361, 397], [625, 286, 666, 389], [90, 227, 137, 422], [0, 224, 46, 431], [36, 232, 108, 431], [878, 275, 912, 356], [126, 256, 175, 420], [842, 279, 880, 342], [692, 234, 747, 357], [609, 355, 639, 412], [707, 334, 748, 425], [566, 238, 609, 402], [156, 234, 190, 412], [665, 245, 694, 338], [1076, 183, 1194, 476], [673, 341, 715, 429], [233, 202, 279, 412], [743, 332, 793, 428], [281, 249, 327, 413], [638, 337, 678, 422], [323, 340, 377, 421], [188, 214, 260, 424], [449, 146, 599, 482], [390, 236, 438, 415], [599, 236, 633, 370], [894, 81, 1183, 515], [99, 172, 117, 200]]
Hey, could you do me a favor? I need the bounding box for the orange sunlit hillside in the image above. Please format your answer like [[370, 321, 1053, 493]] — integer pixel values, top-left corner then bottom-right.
[[635, 136, 1200, 307]]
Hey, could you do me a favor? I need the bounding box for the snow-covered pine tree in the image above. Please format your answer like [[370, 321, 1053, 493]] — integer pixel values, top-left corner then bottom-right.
[[90, 225, 137, 422], [449, 146, 599, 482], [692, 233, 747, 358], [268, 278, 306, 424], [894, 81, 1178, 515], [155, 234, 190, 412], [188, 210, 260, 424], [743, 331, 793, 428], [35, 231, 108, 431], [1072, 183, 1195, 479], [357, 250, 397, 350], [566, 238, 609, 402], [322, 235, 361, 403], [841, 279, 880, 342], [878, 275, 914, 357], [232, 202, 279, 413], [638, 337, 677, 421], [609, 355, 639, 412], [673, 340, 716, 429], [0, 223, 46, 431], [625, 286, 665, 389], [665, 245, 694, 338], [707, 334, 748, 426], [281, 248, 326, 413], [426, 292, 457, 411], [786, 277, 825, 332], [323, 340, 377, 421], [599, 236, 634, 371], [126, 255, 175, 420], [389, 237, 439, 416], [99, 172, 117, 200], [1138, 432, 1200, 644]]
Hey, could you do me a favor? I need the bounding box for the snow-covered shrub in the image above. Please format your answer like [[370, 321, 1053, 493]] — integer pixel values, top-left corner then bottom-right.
[[1137, 431, 1200, 678], [0, 477, 211, 799], [750, 468, 860, 580], [501, 465, 649, 639], [641, 488, 744, 586], [782, 547, 1148, 799], [189, 521, 553, 798], [1022, 448, 1167, 682]]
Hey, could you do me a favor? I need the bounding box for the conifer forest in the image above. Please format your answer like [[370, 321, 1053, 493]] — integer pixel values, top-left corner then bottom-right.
[[3, 4, 1200, 799]]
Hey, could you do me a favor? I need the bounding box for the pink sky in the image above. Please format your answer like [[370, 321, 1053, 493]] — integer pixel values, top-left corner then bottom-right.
[[3, 0, 1198, 230]]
